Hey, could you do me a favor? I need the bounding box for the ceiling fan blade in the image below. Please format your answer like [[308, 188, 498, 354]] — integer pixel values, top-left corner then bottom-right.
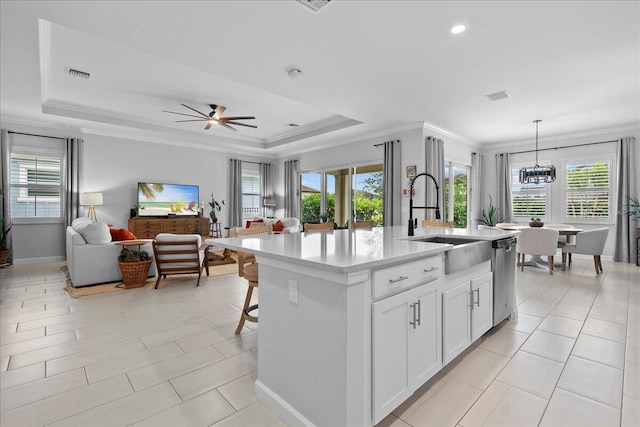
[[163, 111, 205, 119], [219, 116, 256, 121], [219, 122, 238, 132], [205, 122, 214, 130], [212, 106, 226, 120], [180, 103, 210, 118], [175, 119, 209, 122], [224, 121, 258, 128]]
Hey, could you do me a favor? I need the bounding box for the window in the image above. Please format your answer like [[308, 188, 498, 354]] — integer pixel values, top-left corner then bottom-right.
[[444, 162, 469, 228], [564, 156, 613, 222], [511, 163, 550, 221], [10, 149, 63, 220], [241, 164, 260, 218]]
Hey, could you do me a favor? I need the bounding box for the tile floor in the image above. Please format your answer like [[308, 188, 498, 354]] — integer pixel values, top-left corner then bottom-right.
[[0, 258, 638, 426]]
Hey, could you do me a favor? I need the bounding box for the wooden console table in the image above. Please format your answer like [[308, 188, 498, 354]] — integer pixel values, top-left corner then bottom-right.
[[128, 217, 209, 239]]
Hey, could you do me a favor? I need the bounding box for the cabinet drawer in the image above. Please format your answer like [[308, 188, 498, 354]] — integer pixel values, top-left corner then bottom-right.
[[373, 256, 442, 299]]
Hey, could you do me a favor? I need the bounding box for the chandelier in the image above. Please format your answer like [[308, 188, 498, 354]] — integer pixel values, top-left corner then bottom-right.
[[519, 120, 556, 184]]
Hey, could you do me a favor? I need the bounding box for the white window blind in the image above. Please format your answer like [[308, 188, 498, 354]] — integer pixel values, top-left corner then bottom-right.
[[10, 152, 62, 218], [242, 168, 260, 218], [565, 158, 611, 220]]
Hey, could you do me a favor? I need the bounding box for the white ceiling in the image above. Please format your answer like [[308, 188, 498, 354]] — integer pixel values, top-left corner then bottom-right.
[[1, 1, 638, 156]]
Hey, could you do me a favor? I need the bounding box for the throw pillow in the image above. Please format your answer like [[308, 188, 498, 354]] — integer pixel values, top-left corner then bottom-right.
[[76, 222, 112, 244], [273, 220, 285, 232], [110, 228, 137, 241], [246, 219, 264, 228], [71, 217, 93, 230]]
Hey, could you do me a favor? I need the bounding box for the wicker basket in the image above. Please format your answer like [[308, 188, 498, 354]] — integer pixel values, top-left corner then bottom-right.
[[0, 249, 8, 266], [118, 260, 152, 288]]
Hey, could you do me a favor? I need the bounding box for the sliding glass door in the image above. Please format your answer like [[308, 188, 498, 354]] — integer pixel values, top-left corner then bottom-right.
[[444, 162, 469, 228], [300, 163, 383, 228]]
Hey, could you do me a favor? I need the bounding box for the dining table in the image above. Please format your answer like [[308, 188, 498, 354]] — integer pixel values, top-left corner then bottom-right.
[[495, 224, 584, 271]]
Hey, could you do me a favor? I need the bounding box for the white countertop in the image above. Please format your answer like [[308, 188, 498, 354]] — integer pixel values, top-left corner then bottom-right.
[[208, 225, 518, 274]]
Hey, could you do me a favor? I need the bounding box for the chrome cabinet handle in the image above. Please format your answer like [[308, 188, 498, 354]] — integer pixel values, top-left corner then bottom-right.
[[474, 288, 480, 306], [416, 299, 421, 326], [423, 266, 439, 273], [389, 276, 409, 284], [409, 302, 417, 329]]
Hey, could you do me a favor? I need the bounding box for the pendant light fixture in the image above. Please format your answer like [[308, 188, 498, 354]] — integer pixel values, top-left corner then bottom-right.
[[519, 120, 556, 184]]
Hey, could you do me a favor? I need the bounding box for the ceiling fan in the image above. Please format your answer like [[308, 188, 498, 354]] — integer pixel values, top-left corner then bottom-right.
[[163, 104, 257, 132]]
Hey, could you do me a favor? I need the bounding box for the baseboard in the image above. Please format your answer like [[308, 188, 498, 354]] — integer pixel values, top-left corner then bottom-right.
[[13, 256, 65, 265], [254, 380, 314, 427], [569, 254, 614, 262]]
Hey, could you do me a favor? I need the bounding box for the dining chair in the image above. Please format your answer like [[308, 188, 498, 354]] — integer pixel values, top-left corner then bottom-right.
[[422, 220, 454, 227], [545, 223, 576, 245], [562, 228, 609, 274], [515, 228, 560, 275], [304, 222, 334, 232], [152, 234, 208, 289]]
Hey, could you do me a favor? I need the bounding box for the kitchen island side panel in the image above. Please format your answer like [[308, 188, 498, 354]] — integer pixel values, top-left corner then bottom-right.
[[257, 263, 372, 426]]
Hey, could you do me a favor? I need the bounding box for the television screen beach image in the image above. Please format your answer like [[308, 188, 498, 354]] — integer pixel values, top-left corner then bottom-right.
[[137, 183, 199, 217]]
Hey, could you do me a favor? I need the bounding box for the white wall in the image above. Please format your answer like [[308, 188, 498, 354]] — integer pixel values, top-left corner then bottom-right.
[[480, 126, 640, 258]]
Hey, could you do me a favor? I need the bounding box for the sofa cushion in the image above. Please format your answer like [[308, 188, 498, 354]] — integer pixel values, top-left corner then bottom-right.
[[273, 220, 285, 232], [110, 228, 137, 241], [71, 217, 93, 230], [76, 222, 112, 244], [281, 217, 300, 228]]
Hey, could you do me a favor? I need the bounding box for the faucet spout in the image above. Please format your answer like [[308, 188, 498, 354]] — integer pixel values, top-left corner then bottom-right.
[[408, 172, 441, 236]]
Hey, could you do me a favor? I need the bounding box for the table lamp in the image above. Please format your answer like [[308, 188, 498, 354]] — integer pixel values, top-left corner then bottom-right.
[[80, 192, 103, 223]]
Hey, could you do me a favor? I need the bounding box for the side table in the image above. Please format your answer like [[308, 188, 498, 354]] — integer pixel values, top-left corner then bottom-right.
[[209, 222, 222, 238]]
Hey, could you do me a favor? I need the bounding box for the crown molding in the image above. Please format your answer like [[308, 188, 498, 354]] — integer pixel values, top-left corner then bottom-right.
[[421, 121, 478, 148], [480, 122, 640, 152]]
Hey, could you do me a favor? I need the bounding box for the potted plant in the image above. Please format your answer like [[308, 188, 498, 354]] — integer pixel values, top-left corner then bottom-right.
[[529, 217, 544, 227], [117, 247, 152, 288], [480, 195, 501, 227], [209, 193, 225, 224], [0, 218, 12, 265]]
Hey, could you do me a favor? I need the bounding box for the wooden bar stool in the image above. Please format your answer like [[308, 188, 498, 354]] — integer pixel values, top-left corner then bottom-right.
[[235, 253, 259, 334]]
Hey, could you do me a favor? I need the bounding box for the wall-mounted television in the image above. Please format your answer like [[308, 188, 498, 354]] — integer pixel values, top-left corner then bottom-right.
[[137, 182, 199, 217]]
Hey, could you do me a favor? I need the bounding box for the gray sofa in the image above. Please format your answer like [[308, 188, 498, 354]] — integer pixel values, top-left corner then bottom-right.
[[65, 218, 156, 287]]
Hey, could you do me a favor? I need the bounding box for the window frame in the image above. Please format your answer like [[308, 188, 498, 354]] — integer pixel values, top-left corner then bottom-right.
[[9, 145, 65, 225], [510, 160, 552, 223], [562, 154, 616, 225], [241, 163, 261, 219], [444, 160, 470, 228]]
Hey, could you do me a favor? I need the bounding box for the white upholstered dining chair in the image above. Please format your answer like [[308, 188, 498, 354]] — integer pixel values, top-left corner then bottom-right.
[[515, 228, 560, 275], [562, 228, 609, 274]]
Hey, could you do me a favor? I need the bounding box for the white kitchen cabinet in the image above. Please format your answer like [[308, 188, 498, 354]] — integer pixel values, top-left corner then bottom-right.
[[372, 280, 441, 424], [442, 271, 493, 365], [470, 272, 493, 341]]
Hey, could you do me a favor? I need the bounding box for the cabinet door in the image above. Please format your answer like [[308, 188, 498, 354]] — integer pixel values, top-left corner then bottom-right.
[[442, 281, 472, 365], [471, 272, 493, 342], [410, 284, 441, 387], [372, 290, 412, 423]]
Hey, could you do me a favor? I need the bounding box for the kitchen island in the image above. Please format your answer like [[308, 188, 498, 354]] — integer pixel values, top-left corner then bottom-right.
[[212, 226, 518, 426]]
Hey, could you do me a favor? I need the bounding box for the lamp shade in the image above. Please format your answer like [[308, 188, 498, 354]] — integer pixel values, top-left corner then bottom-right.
[[80, 192, 103, 206], [263, 198, 276, 207]]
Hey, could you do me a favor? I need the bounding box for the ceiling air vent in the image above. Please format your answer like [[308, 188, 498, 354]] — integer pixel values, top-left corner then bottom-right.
[[486, 90, 510, 101], [296, 0, 332, 13], [65, 67, 90, 79]]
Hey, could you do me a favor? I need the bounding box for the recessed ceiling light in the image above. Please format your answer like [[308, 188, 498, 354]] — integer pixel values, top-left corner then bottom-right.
[[287, 68, 303, 78], [450, 24, 466, 34]]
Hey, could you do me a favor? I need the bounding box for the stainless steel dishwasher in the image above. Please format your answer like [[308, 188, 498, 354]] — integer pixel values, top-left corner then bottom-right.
[[492, 237, 517, 326]]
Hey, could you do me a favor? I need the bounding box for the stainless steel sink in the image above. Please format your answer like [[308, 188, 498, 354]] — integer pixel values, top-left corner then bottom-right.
[[413, 236, 492, 274]]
